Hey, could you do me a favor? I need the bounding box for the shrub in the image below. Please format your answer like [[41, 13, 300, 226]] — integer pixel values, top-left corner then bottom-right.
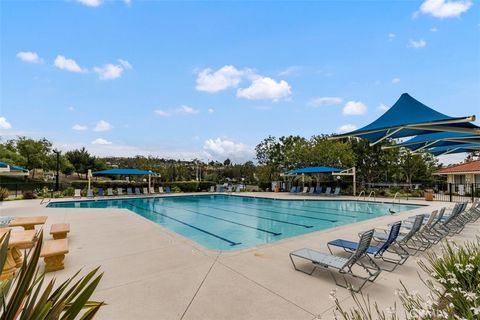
[[63, 186, 75, 197], [0, 231, 104, 318], [0, 187, 9, 201], [333, 238, 480, 319], [22, 191, 37, 199], [170, 186, 182, 193]]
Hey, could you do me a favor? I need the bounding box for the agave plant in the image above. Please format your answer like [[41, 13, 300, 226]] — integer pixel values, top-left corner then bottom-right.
[[0, 230, 105, 319]]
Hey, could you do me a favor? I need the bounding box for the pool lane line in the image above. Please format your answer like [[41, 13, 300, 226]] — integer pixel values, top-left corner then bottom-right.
[[209, 202, 338, 223], [250, 197, 378, 216], [177, 202, 314, 229], [241, 198, 363, 218], [156, 203, 282, 236], [126, 202, 241, 247]]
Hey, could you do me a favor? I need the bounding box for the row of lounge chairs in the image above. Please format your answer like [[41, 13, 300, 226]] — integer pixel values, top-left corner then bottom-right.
[[74, 186, 171, 198], [290, 200, 479, 292], [289, 186, 340, 196]]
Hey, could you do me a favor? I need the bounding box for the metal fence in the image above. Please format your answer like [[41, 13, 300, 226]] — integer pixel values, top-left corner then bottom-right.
[[0, 182, 68, 197], [430, 182, 480, 203]]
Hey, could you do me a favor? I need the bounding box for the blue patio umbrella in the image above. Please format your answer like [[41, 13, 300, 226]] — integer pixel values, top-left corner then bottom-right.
[[330, 93, 479, 145], [285, 166, 344, 175], [92, 168, 157, 176]]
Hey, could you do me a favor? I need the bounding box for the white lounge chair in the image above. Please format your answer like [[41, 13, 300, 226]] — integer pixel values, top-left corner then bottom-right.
[[73, 189, 81, 198], [149, 187, 155, 194], [158, 186, 164, 194], [107, 188, 114, 196], [209, 186, 215, 192], [87, 189, 94, 198], [143, 187, 149, 194]]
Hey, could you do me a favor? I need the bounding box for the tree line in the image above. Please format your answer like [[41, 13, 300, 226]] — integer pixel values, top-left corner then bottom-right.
[[0, 135, 442, 186]]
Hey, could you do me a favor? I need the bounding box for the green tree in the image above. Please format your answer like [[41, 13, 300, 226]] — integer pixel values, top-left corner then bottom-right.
[[65, 147, 91, 178], [13, 137, 52, 178]]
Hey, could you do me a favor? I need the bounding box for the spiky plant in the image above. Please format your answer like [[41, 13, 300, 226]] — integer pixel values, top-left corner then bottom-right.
[[0, 230, 105, 319]]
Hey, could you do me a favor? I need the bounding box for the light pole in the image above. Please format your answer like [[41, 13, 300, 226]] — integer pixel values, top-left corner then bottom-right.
[[53, 149, 61, 191]]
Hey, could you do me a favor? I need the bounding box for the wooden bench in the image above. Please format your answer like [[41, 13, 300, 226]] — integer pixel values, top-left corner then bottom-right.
[[40, 239, 69, 272], [50, 223, 70, 240]]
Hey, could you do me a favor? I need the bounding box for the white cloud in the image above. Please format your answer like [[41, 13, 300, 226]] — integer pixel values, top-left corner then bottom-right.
[[342, 101, 367, 115], [306, 97, 343, 108], [176, 105, 199, 114], [408, 39, 427, 48], [77, 0, 101, 7], [337, 124, 357, 133], [54, 55, 85, 73], [72, 124, 88, 131], [0, 117, 12, 129], [208, 108, 214, 113], [123, 0, 131, 4], [392, 77, 401, 84], [195, 65, 255, 93], [430, 27, 439, 32], [419, 0, 472, 18], [236, 77, 291, 101], [278, 66, 302, 76], [388, 33, 396, 41], [68, 106, 75, 111], [93, 63, 123, 80], [118, 59, 133, 69], [154, 110, 170, 117], [93, 120, 113, 132], [154, 105, 199, 116], [16, 51, 43, 64], [377, 104, 389, 112], [203, 138, 254, 162], [91, 138, 112, 145]]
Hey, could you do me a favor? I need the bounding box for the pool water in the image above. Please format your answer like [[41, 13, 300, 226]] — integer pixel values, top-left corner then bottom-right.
[[47, 195, 421, 251]]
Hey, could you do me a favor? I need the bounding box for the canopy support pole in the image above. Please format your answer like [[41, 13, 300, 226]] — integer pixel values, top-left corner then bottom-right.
[[369, 127, 403, 146]]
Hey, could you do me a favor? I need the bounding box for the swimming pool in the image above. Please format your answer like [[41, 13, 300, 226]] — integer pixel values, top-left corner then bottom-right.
[[48, 195, 421, 251]]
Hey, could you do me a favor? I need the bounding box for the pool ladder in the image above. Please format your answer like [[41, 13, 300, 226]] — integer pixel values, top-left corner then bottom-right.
[[389, 192, 400, 214], [367, 191, 376, 202], [356, 190, 366, 201]]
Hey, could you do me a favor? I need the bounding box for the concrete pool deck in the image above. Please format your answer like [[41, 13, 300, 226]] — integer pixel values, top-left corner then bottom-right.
[[1, 193, 478, 319]]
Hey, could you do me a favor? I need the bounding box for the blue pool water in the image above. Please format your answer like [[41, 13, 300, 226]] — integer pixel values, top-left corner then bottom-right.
[[47, 195, 421, 251]]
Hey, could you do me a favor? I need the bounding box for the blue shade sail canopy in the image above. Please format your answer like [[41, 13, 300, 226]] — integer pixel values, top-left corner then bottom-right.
[[0, 161, 29, 175], [392, 132, 480, 152], [93, 168, 157, 175], [286, 166, 344, 175], [330, 93, 479, 145], [426, 143, 480, 156]]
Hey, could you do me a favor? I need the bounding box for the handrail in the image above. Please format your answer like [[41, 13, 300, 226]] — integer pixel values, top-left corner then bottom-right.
[[356, 190, 365, 201], [367, 191, 376, 202], [392, 192, 400, 205]]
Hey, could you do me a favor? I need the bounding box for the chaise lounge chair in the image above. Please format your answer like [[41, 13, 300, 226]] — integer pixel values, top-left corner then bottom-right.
[[135, 187, 141, 195], [73, 189, 81, 198], [126, 188, 133, 195], [158, 186, 164, 194], [322, 187, 331, 196], [107, 188, 114, 196], [290, 229, 380, 292], [143, 187, 149, 195], [117, 187, 124, 196], [329, 187, 340, 196], [328, 221, 406, 271]]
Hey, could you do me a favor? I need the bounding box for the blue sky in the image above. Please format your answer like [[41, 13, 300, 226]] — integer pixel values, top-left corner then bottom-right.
[[1, 0, 479, 163]]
